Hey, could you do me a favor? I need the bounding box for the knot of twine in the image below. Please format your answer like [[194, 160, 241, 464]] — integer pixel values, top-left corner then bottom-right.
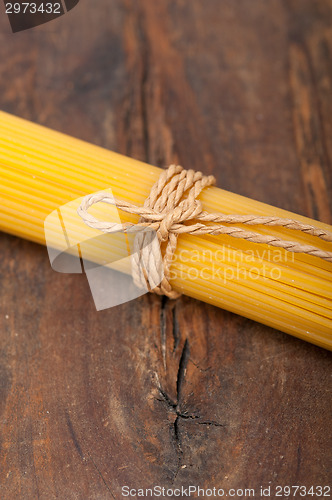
[[78, 164, 332, 299]]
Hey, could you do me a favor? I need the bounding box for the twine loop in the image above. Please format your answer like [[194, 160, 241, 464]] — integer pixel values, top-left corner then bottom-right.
[[78, 164, 332, 299]]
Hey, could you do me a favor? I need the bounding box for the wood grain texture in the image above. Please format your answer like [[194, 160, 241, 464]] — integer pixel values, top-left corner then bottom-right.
[[0, 1, 331, 498]]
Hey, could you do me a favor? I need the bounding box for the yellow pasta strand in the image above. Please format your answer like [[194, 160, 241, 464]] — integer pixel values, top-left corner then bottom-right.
[[0, 111, 331, 350]]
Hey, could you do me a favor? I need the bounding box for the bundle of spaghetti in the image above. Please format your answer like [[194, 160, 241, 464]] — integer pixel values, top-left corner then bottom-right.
[[0, 111, 331, 350]]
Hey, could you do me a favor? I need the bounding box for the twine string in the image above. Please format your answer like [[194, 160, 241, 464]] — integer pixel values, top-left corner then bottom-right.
[[78, 164, 332, 298]]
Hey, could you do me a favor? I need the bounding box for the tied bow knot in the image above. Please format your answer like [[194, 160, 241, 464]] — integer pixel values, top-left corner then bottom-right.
[[156, 198, 203, 242]]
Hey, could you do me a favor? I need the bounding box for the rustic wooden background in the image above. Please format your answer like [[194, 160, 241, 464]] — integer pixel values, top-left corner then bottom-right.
[[0, 1, 331, 498]]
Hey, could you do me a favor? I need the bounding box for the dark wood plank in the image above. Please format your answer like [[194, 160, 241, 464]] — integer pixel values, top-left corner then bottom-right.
[[0, 1, 331, 498]]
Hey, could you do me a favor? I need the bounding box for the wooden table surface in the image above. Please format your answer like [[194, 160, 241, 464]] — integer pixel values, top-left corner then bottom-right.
[[0, 1, 331, 499]]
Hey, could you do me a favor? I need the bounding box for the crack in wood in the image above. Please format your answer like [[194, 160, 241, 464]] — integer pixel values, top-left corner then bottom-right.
[[156, 336, 224, 480], [197, 421, 224, 427], [86, 451, 116, 499], [188, 358, 212, 373], [65, 410, 116, 497], [136, 4, 150, 163], [172, 304, 180, 353], [65, 410, 84, 461], [160, 296, 168, 370], [176, 338, 190, 403]]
